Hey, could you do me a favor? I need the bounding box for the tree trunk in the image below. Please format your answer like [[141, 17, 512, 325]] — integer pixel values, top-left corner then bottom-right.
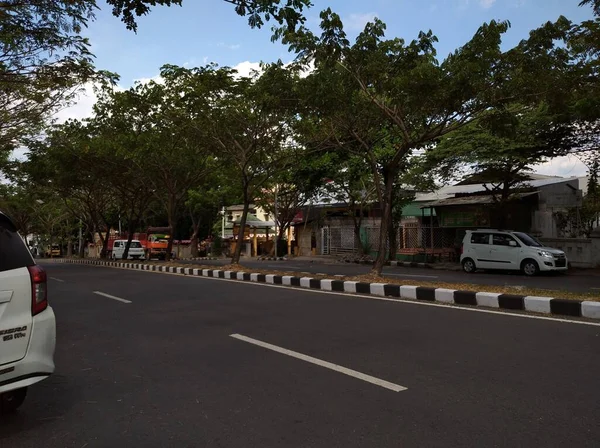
[[231, 192, 250, 265], [67, 241, 73, 257], [165, 199, 177, 261], [122, 218, 138, 260], [388, 220, 397, 261], [190, 222, 200, 258], [372, 178, 394, 275]]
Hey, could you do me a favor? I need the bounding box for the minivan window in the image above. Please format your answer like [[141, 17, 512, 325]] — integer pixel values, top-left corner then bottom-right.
[[130, 241, 142, 248], [0, 224, 35, 272], [514, 232, 543, 247], [470, 233, 490, 245], [492, 234, 519, 247]]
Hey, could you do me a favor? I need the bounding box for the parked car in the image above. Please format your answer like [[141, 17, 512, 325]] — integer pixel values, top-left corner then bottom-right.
[[111, 239, 145, 260], [44, 244, 61, 258], [0, 211, 56, 413], [460, 229, 568, 276]]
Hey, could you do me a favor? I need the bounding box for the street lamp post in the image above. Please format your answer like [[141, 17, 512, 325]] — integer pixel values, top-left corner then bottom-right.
[[274, 188, 278, 259], [221, 206, 226, 238]]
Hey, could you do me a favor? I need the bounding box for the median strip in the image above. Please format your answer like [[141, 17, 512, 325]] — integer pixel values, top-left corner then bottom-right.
[[51, 259, 600, 321]]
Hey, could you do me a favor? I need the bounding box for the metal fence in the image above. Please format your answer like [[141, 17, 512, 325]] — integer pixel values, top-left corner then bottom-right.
[[322, 224, 458, 261]]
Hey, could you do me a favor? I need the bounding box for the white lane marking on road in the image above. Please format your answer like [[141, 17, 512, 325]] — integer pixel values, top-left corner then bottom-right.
[[91, 264, 600, 327], [384, 273, 439, 279], [230, 333, 407, 392], [93, 291, 132, 304], [49, 277, 65, 283]]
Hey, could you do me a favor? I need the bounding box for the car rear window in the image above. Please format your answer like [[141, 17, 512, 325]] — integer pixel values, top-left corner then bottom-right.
[[470, 233, 490, 245], [0, 217, 35, 272]]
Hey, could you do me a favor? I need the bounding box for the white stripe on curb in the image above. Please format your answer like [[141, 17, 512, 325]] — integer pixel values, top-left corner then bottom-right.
[[344, 281, 357, 293], [321, 279, 333, 291], [370, 283, 386, 296], [582, 301, 600, 319], [476, 292, 500, 309], [435, 289, 456, 304], [266, 274, 275, 284], [300, 277, 312, 288], [400, 285, 418, 300], [282, 276, 293, 286], [524, 296, 553, 314]]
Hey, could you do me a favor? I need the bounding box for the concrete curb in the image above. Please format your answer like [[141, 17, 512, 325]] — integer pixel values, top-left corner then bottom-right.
[[187, 257, 219, 261], [257, 257, 287, 261], [50, 258, 600, 321]]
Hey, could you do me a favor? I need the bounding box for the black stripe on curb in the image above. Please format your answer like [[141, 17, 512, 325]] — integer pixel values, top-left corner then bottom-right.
[[273, 275, 283, 285], [550, 299, 582, 317], [290, 277, 301, 287], [331, 280, 345, 292], [356, 282, 371, 294], [416, 287, 436, 301], [384, 284, 401, 297], [218, 271, 225, 279], [498, 294, 525, 310], [242, 273, 251, 281], [454, 291, 477, 306], [257, 274, 266, 283], [309, 279, 321, 289]]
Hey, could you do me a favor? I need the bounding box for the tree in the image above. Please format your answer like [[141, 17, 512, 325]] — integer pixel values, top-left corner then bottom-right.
[[168, 63, 300, 264], [93, 75, 213, 261], [288, 11, 519, 274]]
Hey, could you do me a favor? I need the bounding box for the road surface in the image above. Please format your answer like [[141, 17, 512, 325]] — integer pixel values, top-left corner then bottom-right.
[[2, 263, 599, 447]]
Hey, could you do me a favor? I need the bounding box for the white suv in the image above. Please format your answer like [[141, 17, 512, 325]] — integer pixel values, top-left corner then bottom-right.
[[460, 230, 568, 276], [0, 211, 56, 413], [111, 239, 145, 260]]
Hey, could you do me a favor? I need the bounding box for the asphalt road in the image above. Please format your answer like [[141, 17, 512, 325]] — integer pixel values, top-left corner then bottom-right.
[[2, 263, 599, 447], [181, 258, 600, 294]]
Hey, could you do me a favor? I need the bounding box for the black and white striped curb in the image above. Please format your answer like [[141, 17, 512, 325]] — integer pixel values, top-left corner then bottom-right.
[[187, 257, 219, 261], [257, 257, 287, 261], [50, 258, 600, 321]]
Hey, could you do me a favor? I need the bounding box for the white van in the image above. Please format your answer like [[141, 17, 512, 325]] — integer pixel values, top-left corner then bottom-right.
[[460, 230, 568, 276], [111, 240, 145, 260]]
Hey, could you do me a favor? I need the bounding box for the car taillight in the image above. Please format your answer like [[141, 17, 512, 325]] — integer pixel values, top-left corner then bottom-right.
[[28, 265, 48, 316]]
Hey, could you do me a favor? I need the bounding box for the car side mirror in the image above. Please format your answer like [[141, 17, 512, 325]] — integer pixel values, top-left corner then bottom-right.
[[509, 241, 518, 247]]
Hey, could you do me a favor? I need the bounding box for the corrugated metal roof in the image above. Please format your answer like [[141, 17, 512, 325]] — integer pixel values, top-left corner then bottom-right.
[[415, 177, 579, 202], [426, 192, 538, 207]]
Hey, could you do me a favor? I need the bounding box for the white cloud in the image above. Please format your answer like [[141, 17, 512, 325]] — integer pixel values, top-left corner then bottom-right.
[[217, 42, 241, 50], [344, 12, 378, 32], [232, 61, 263, 78], [53, 83, 100, 124], [479, 0, 496, 8], [533, 155, 588, 178], [133, 74, 164, 85]]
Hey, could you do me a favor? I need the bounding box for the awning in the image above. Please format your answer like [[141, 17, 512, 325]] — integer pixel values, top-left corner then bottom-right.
[[402, 203, 436, 217]]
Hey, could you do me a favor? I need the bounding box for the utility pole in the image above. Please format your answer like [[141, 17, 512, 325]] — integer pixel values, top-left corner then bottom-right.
[[221, 206, 226, 238], [78, 219, 83, 258], [274, 187, 279, 259]]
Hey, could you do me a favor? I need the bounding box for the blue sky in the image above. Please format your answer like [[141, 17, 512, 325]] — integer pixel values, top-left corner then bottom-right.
[[58, 0, 595, 177], [86, 0, 595, 85]]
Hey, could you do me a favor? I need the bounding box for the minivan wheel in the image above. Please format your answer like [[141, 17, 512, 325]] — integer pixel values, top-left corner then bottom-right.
[[462, 258, 476, 273], [521, 259, 539, 277], [0, 388, 27, 414]]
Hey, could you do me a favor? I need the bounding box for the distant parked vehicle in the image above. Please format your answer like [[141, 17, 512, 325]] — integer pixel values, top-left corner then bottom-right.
[[460, 230, 568, 276], [44, 244, 61, 258], [111, 240, 145, 260]]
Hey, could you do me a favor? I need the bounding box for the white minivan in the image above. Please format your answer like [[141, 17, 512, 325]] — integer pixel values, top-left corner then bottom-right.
[[111, 240, 145, 260], [0, 211, 56, 413], [460, 230, 568, 276]]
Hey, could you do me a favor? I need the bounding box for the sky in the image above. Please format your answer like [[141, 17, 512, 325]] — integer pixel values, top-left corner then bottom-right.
[[55, 0, 596, 178]]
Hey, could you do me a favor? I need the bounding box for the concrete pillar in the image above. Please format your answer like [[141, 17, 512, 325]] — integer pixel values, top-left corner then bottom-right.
[[252, 228, 258, 257]]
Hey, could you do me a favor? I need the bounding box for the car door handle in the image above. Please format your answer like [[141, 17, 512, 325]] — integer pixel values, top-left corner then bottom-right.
[[0, 291, 13, 304]]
